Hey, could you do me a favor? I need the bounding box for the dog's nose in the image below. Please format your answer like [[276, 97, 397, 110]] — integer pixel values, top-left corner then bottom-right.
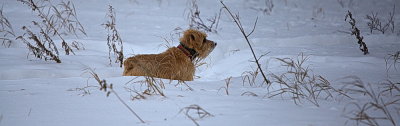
[[214, 42, 217, 46]]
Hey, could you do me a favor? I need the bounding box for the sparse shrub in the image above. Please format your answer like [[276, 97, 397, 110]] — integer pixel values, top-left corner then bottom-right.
[[341, 76, 399, 126], [179, 104, 213, 126], [366, 5, 396, 34], [103, 5, 124, 67], [186, 0, 221, 33], [220, 1, 271, 85], [345, 11, 369, 55], [0, 7, 15, 48], [366, 12, 387, 34], [268, 53, 338, 107]]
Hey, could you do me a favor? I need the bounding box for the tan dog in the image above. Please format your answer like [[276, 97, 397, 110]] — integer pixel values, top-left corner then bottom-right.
[[123, 29, 217, 81]]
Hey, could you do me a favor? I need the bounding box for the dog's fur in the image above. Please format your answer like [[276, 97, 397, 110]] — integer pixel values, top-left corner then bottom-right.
[[122, 29, 217, 81]]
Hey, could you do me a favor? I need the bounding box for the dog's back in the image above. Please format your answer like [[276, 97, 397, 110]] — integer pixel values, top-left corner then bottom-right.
[[123, 47, 195, 81]]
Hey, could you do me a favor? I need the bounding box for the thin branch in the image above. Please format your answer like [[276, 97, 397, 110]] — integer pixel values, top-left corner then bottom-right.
[[220, 1, 271, 84], [246, 17, 258, 37]]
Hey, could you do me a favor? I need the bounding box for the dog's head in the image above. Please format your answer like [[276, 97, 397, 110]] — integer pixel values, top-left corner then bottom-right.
[[179, 29, 217, 59]]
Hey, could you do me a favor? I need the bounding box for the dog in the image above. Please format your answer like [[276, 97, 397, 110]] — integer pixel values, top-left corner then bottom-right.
[[122, 29, 217, 81]]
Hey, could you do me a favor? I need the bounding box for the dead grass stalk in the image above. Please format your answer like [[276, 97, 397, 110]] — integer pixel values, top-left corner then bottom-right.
[[103, 5, 124, 67], [87, 68, 145, 123]]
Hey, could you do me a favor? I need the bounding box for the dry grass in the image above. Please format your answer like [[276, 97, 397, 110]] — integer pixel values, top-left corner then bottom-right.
[[15, 0, 86, 63], [158, 27, 183, 49], [267, 53, 343, 107], [67, 83, 97, 96], [345, 11, 369, 55], [186, 0, 221, 33], [128, 76, 166, 97], [103, 5, 124, 67], [218, 76, 232, 95], [179, 104, 213, 126], [340, 50, 400, 126], [341, 76, 399, 126], [18, 0, 86, 55], [241, 91, 258, 97], [385, 51, 400, 76], [0, 7, 15, 48], [241, 68, 260, 87], [17, 22, 61, 63], [175, 80, 194, 91], [126, 79, 192, 101], [86, 68, 145, 123]]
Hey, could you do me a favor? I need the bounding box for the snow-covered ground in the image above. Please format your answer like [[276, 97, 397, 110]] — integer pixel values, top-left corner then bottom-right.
[[1, 0, 399, 126]]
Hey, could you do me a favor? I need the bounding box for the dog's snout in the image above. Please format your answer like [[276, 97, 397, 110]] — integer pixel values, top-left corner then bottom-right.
[[210, 41, 217, 47]]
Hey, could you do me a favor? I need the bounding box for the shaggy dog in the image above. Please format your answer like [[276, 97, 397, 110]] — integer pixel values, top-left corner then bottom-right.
[[122, 29, 217, 81]]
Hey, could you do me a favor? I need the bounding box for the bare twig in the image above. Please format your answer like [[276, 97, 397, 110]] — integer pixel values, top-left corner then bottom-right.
[[220, 1, 271, 85]]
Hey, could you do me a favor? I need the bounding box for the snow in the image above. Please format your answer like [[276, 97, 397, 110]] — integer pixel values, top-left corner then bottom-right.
[[1, 0, 399, 126]]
